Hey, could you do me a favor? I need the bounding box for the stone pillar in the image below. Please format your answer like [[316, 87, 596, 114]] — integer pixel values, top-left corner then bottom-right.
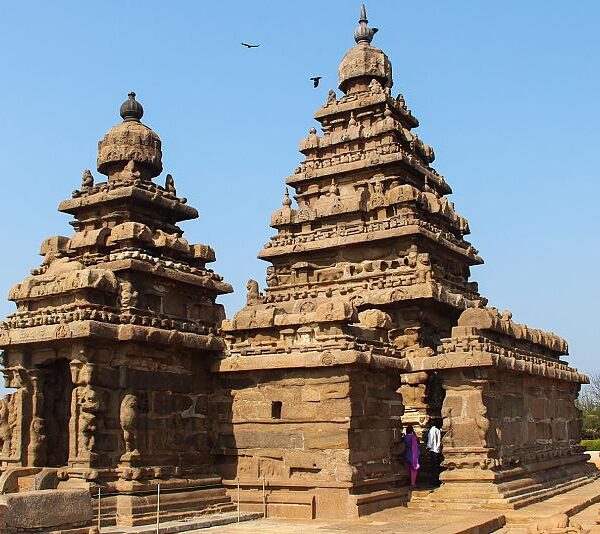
[[69, 359, 102, 468], [27, 371, 47, 467], [439, 368, 493, 479], [1, 367, 30, 467]]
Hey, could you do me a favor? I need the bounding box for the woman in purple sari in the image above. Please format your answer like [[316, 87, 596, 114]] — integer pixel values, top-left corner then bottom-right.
[[404, 425, 420, 487]]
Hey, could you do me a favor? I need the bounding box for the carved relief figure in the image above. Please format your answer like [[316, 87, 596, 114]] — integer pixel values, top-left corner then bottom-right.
[[369, 78, 384, 94], [368, 180, 386, 209], [29, 416, 47, 466], [265, 267, 279, 288], [416, 253, 433, 283], [78, 386, 101, 456], [120, 280, 138, 309], [0, 398, 12, 456], [122, 160, 141, 181], [475, 398, 490, 447], [120, 394, 139, 458]]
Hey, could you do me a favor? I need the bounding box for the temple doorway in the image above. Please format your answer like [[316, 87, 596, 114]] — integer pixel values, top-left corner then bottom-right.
[[39, 359, 73, 466]]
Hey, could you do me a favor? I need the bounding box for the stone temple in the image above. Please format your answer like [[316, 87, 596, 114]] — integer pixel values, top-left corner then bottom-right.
[[0, 5, 595, 532]]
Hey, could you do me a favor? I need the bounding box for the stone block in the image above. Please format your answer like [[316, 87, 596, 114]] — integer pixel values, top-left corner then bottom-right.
[[357, 309, 392, 329], [233, 428, 304, 449], [0, 489, 93, 530], [303, 425, 349, 449]]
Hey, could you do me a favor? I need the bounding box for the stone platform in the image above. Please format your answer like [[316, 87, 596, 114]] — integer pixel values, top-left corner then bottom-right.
[[179, 479, 600, 534]]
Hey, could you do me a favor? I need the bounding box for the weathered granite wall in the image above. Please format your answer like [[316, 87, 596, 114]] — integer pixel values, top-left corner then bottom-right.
[[213, 365, 405, 519]]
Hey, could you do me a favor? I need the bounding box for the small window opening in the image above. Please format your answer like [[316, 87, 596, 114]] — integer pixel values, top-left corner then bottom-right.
[[271, 401, 282, 419]]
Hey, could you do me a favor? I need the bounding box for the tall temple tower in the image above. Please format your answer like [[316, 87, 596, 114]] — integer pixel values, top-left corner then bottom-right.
[[216, 5, 592, 518], [217, 4, 481, 517], [0, 94, 235, 524]]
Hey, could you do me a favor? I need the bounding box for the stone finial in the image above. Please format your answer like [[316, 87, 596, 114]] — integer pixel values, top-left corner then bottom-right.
[[120, 92, 144, 122], [354, 4, 378, 45], [282, 188, 292, 207], [338, 5, 391, 93]]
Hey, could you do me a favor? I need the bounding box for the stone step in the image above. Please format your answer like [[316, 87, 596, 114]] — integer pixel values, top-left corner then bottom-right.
[[103, 511, 263, 534], [353, 488, 409, 516], [408, 475, 599, 511]]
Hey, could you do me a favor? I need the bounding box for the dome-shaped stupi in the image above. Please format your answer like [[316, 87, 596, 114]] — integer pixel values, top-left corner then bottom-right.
[[338, 5, 393, 93], [97, 92, 162, 178]]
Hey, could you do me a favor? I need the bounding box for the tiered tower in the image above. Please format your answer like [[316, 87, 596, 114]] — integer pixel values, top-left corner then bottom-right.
[[216, 5, 593, 518], [217, 5, 484, 517], [0, 94, 235, 525]]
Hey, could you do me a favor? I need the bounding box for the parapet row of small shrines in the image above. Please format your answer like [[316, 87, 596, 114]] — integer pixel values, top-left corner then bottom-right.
[[0, 5, 594, 530]]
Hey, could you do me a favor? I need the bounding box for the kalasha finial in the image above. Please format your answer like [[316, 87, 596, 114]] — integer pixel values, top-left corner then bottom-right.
[[354, 4, 378, 45], [120, 92, 144, 122], [282, 188, 292, 207]]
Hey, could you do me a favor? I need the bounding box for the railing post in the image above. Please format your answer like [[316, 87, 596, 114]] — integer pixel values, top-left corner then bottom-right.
[[262, 475, 266, 518], [237, 477, 240, 522], [97, 486, 101, 532], [155, 483, 161, 534]]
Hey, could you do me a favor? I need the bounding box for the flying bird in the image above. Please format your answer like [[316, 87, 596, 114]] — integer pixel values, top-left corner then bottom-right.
[[310, 76, 322, 88], [241, 42, 260, 48]]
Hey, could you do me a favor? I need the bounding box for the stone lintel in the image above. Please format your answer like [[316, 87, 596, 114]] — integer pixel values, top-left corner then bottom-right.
[[58, 184, 198, 222], [0, 320, 224, 351], [101, 258, 233, 294], [222, 477, 353, 490], [286, 154, 451, 197], [409, 351, 586, 383], [259, 223, 482, 265], [313, 92, 388, 119], [212, 349, 408, 373], [259, 282, 481, 318]]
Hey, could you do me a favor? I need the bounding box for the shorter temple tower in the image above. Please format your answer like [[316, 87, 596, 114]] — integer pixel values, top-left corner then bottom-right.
[[0, 94, 235, 525]]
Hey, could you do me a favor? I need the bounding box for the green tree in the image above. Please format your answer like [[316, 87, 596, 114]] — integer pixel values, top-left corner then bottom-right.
[[578, 373, 600, 440]]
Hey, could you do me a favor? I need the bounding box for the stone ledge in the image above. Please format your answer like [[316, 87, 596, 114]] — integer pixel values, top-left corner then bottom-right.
[[213, 350, 409, 373]]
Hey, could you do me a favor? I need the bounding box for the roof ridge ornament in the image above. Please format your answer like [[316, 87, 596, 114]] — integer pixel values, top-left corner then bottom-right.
[[354, 4, 378, 45]]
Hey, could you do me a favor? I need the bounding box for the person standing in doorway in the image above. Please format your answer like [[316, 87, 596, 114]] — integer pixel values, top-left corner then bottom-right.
[[426, 420, 442, 485], [404, 425, 420, 487]]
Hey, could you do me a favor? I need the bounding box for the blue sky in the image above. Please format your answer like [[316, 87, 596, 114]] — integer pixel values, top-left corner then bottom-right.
[[0, 1, 598, 378]]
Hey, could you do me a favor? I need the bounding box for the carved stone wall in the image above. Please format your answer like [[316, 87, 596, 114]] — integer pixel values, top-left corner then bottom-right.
[[426, 366, 594, 507]]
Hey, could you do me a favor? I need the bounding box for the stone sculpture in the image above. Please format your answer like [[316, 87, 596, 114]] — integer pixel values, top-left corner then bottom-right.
[[119, 280, 138, 309], [246, 279, 263, 306], [120, 394, 139, 459], [165, 173, 176, 195], [81, 169, 94, 190]]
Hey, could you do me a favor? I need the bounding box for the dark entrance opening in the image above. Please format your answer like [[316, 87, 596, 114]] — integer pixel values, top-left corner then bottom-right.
[[39, 359, 74, 467]]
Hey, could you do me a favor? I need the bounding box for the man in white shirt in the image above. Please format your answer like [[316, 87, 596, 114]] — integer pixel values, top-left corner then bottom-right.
[[426, 420, 442, 485]]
